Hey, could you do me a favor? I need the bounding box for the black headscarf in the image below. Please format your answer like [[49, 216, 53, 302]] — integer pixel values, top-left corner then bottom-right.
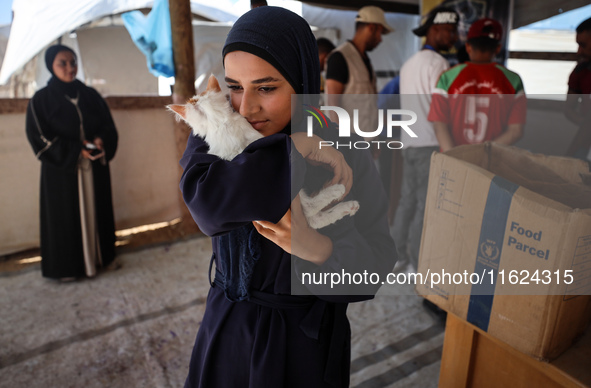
[[216, 8, 320, 302], [45, 44, 77, 75], [222, 6, 320, 95], [44, 44, 81, 98]]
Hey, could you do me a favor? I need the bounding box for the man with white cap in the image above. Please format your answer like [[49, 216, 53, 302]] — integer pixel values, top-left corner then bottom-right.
[[325, 6, 393, 142], [392, 6, 459, 274]]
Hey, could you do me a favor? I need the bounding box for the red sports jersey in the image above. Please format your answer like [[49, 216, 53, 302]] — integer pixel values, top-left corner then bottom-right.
[[428, 62, 527, 146]]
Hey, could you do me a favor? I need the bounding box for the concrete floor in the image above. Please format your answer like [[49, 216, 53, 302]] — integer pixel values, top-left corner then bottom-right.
[[0, 236, 443, 388]]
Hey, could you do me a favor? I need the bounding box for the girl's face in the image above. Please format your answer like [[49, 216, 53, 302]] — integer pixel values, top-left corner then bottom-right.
[[52, 51, 78, 83], [224, 51, 295, 137]]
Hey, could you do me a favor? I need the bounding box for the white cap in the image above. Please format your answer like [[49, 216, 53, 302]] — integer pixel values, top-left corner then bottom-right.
[[355, 6, 394, 34]]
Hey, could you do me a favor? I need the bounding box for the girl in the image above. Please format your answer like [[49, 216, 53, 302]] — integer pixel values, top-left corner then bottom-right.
[[180, 7, 396, 387]]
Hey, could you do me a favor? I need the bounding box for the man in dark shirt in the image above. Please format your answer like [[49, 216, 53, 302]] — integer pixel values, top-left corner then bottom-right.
[[317, 37, 336, 94], [565, 17, 591, 159]]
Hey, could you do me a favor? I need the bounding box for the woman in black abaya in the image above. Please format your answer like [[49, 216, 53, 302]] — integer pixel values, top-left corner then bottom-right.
[[26, 44, 118, 280]]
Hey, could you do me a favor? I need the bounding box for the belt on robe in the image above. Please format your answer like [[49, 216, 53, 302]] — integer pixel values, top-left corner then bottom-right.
[[212, 267, 348, 387]]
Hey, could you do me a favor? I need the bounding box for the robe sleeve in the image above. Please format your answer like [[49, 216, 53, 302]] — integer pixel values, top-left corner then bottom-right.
[[25, 94, 82, 169], [179, 131, 306, 237], [89, 89, 118, 162], [293, 144, 398, 303]]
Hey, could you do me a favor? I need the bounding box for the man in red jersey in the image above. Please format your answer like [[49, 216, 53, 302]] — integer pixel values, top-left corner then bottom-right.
[[565, 17, 591, 159], [428, 18, 526, 151]]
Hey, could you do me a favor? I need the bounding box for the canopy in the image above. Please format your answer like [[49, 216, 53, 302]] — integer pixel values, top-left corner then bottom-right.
[[3, 0, 590, 85], [519, 3, 591, 30], [0, 0, 414, 93], [0, 0, 263, 84]]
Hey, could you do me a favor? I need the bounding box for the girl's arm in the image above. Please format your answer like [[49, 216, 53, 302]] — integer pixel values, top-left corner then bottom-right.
[[292, 141, 398, 302], [179, 132, 295, 236]]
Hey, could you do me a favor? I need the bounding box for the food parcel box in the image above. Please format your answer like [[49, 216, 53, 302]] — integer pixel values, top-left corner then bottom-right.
[[416, 142, 591, 361]]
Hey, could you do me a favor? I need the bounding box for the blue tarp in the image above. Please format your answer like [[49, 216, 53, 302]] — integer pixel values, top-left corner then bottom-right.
[[122, 0, 174, 78]]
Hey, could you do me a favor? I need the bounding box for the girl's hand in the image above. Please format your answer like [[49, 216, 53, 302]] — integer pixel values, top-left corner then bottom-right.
[[253, 195, 333, 265], [291, 132, 353, 198]]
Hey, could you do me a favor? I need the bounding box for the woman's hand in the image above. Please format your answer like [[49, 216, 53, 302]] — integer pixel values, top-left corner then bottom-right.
[[93, 137, 104, 152], [291, 132, 353, 198], [253, 195, 333, 265], [81, 138, 105, 161]]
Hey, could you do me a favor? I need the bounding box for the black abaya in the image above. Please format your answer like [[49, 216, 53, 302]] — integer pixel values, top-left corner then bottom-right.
[[26, 78, 118, 279], [180, 126, 397, 387]]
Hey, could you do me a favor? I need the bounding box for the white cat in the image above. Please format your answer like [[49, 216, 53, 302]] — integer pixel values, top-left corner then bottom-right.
[[167, 75, 359, 230]]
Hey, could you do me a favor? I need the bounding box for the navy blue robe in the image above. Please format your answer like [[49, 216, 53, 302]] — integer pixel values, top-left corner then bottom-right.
[[180, 125, 396, 387]]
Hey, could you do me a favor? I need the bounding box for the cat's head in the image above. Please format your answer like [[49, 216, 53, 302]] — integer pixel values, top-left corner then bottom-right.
[[167, 75, 225, 137]]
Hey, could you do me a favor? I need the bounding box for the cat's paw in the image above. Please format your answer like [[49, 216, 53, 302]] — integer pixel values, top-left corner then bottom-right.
[[322, 184, 346, 201], [338, 200, 360, 217], [300, 184, 346, 217], [307, 200, 360, 229]]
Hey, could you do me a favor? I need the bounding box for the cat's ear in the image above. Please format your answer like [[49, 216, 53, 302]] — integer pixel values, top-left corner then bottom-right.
[[167, 104, 186, 120], [207, 74, 222, 92]]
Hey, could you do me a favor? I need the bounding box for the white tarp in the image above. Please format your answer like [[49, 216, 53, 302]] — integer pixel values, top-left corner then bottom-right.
[[0, 0, 264, 84], [1, 0, 149, 84], [1, 0, 418, 92]]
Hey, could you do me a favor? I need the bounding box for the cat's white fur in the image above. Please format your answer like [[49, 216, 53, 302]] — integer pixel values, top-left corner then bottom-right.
[[168, 75, 359, 230]]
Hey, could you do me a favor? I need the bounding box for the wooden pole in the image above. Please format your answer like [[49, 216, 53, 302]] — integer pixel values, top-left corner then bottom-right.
[[170, 0, 196, 102], [169, 0, 200, 236]]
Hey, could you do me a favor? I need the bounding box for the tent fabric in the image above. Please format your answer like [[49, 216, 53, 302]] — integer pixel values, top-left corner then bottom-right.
[[0, 0, 245, 85], [519, 3, 591, 30], [3, 0, 421, 87], [122, 0, 174, 78], [1, 0, 149, 84], [1, 0, 590, 85], [512, 0, 589, 28]]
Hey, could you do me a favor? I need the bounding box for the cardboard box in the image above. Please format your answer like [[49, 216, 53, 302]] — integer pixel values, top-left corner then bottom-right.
[[416, 143, 591, 361]]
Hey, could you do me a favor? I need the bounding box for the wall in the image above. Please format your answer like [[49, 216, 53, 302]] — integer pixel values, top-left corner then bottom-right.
[[0, 96, 582, 256], [77, 26, 159, 95]]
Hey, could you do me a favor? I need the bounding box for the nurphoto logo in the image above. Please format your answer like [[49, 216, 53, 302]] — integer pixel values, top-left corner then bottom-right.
[[305, 105, 418, 150]]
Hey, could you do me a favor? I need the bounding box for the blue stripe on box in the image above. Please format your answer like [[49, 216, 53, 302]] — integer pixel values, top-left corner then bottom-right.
[[466, 176, 519, 332]]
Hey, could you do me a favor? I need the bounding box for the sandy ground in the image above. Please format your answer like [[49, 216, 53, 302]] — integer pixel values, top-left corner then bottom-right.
[[0, 233, 443, 388]]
